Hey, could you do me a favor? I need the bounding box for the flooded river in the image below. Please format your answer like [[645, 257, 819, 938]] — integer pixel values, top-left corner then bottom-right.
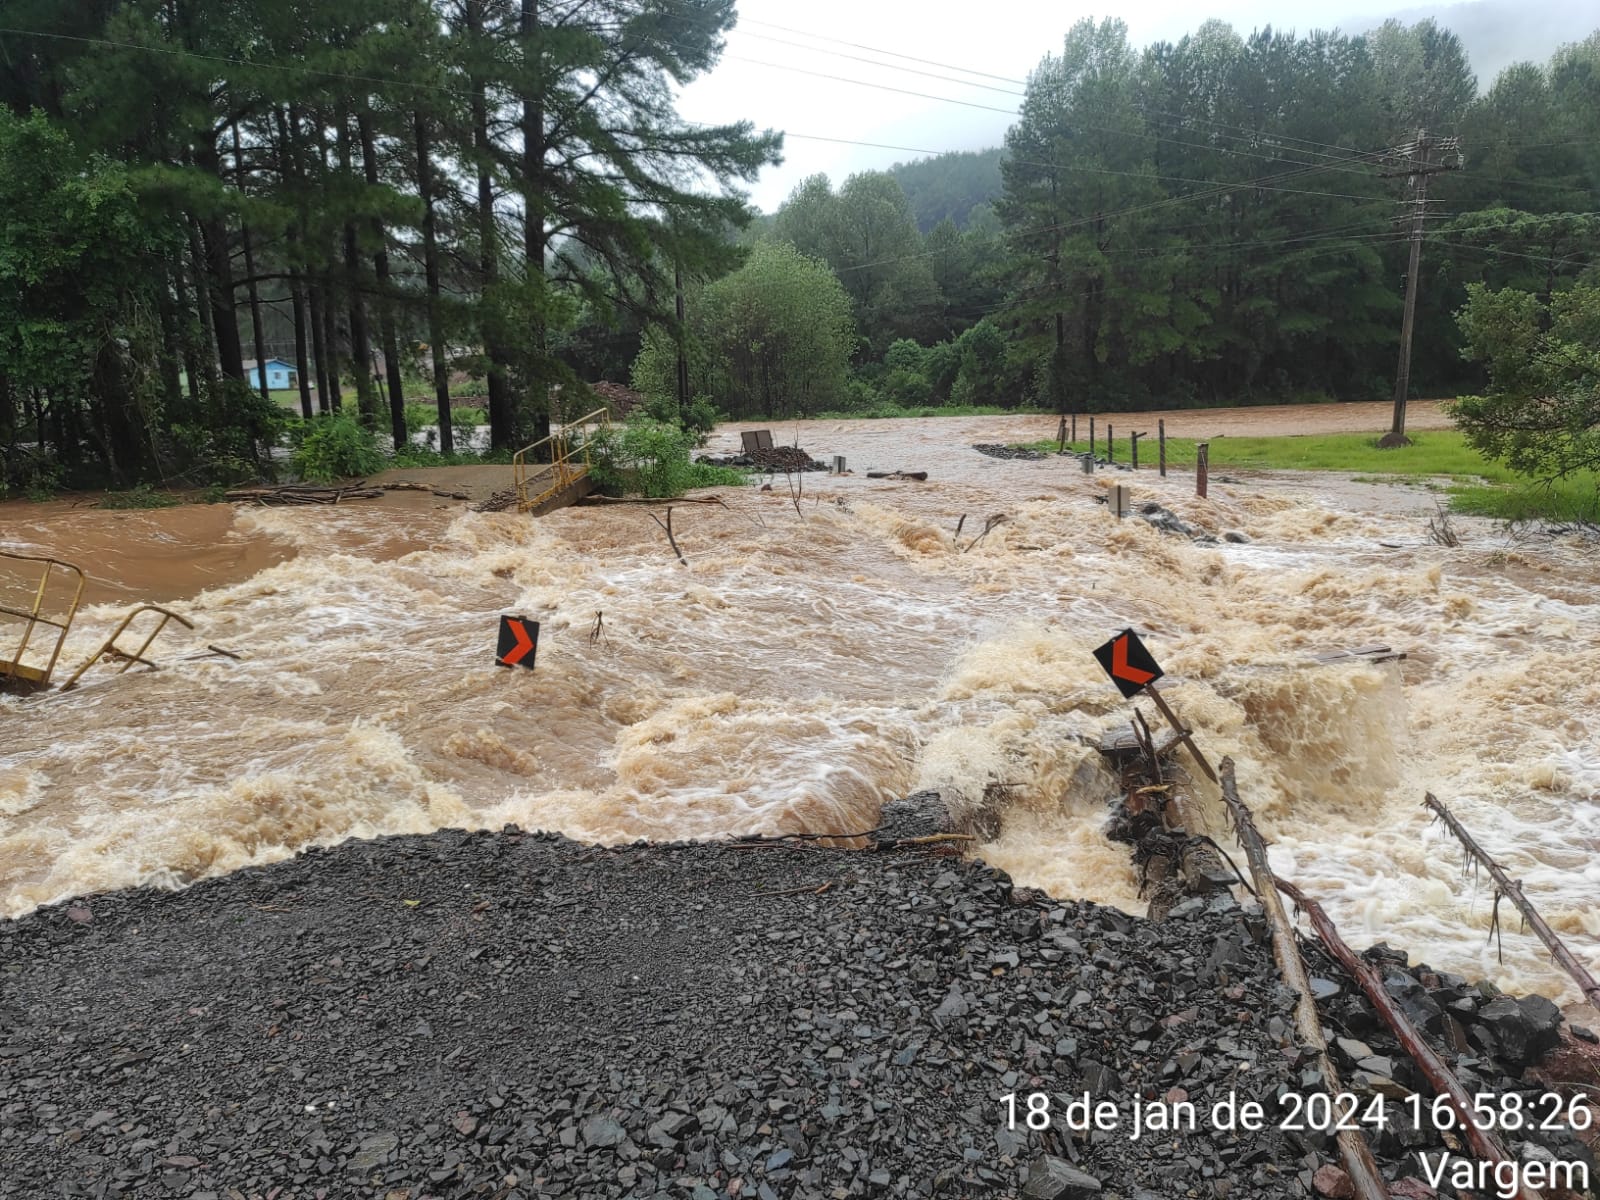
[[2, 411, 1596, 1011]]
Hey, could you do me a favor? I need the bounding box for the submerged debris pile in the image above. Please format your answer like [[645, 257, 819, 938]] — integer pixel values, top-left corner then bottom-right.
[[472, 487, 520, 513], [3, 823, 1592, 1200], [698, 445, 828, 472], [972, 444, 1049, 461]]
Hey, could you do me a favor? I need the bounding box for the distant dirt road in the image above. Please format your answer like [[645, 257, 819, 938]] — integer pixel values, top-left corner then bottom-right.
[[1066, 399, 1451, 439]]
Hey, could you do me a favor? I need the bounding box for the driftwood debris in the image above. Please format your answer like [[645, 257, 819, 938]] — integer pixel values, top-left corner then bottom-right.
[[227, 483, 383, 506], [1310, 644, 1407, 666], [865, 470, 928, 481], [649, 508, 687, 566], [1277, 878, 1542, 1200], [962, 513, 1007, 553], [380, 481, 470, 500], [1217, 759, 1391, 1200], [1425, 793, 1600, 1011], [1101, 706, 1232, 911]]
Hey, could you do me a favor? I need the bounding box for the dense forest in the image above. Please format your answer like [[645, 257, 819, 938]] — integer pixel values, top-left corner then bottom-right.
[[0, 0, 777, 490], [0, 2, 1597, 490]]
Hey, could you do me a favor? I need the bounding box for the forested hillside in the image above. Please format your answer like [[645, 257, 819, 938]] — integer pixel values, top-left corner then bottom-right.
[[684, 17, 1596, 419], [889, 148, 1004, 232], [1, 3, 1597, 491]]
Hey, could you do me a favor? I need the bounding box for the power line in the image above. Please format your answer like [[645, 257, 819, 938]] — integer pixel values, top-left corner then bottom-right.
[[1428, 238, 1596, 267], [735, 15, 1028, 88], [705, 54, 1020, 116], [730, 28, 1025, 98]]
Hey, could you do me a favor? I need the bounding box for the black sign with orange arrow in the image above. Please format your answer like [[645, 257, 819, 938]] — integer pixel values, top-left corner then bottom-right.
[[1092, 628, 1163, 698], [496, 615, 540, 670]]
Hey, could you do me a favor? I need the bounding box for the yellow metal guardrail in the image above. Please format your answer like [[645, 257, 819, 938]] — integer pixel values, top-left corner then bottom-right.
[[0, 553, 85, 691], [59, 604, 196, 692], [512, 407, 611, 513]]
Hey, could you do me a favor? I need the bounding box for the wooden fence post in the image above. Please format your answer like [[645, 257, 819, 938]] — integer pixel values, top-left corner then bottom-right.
[[1196, 442, 1209, 498]]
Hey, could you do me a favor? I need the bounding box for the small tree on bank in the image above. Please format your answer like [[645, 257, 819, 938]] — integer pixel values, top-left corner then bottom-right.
[[1448, 282, 1600, 488], [633, 242, 857, 421]]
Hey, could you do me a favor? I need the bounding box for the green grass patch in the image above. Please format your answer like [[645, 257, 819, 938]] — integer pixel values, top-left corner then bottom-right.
[[1013, 429, 1599, 522], [404, 403, 488, 432], [391, 444, 512, 468], [98, 484, 182, 509], [685, 463, 750, 488], [1447, 476, 1600, 522], [1018, 430, 1518, 478]]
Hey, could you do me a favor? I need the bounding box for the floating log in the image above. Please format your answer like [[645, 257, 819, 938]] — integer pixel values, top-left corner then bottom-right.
[[1425, 793, 1600, 1012], [1310, 644, 1407, 665], [1277, 878, 1541, 1200], [865, 471, 928, 481], [1217, 759, 1391, 1200]]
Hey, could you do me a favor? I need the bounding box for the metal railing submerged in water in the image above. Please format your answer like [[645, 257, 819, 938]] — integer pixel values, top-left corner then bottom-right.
[[511, 407, 611, 514], [0, 553, 85, 690], [59, 604, 197, 691], [2, 552, 195, 694]]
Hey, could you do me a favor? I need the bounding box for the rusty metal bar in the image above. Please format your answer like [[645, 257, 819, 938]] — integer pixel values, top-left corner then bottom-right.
[[513, 406, 610, 513], [1425, 793, 1600, 1012]]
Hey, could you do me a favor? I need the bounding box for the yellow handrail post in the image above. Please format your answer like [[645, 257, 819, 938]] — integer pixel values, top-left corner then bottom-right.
[[1, 554, 86, 690], [511, 407, 612, 513]]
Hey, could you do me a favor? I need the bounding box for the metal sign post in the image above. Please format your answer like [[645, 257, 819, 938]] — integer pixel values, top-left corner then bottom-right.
[[1092, 628, 1218, 784]]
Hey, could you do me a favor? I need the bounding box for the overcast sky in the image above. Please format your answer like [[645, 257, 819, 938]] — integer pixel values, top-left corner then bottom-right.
[[669, 0, 1558, 212]]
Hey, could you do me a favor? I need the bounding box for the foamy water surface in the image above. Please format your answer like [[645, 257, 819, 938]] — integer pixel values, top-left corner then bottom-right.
[[1, 413, 1596, 1011]]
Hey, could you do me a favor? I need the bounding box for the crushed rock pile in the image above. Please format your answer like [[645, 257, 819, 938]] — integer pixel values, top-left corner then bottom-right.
[[1, 819, 1593, 1200], [699, 446, 829, 472], [972, 444, 1049, 461]]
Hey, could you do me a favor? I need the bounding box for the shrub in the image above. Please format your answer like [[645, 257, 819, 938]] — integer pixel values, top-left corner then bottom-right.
[[98, 484, 180, 510], [590, 417, 743, 498], [291, 413, 384, 483]]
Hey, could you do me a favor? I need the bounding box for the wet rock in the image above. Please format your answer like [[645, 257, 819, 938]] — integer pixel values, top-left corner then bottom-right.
[[1312, 1164, 1353, 1198], [2, 819, 1582, 1200], [1022, 1155, 1102, 1198], [1389, 1179, 1438, 1198], [973, 444, 1047, 461], [581, 1114, 627, 1149]]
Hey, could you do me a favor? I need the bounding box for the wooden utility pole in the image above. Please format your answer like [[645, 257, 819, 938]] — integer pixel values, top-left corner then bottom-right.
[[1380, 130, 1461, 448], [675, 260, 689, 420]]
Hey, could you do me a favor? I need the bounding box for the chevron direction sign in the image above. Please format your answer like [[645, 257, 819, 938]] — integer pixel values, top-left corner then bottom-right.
[[496, 615, 540, 671], [1092, 628, 1163, 699]]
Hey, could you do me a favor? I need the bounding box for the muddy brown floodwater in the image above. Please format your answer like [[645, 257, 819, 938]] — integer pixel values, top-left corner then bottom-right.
[[1, 407, 1596, 1015]]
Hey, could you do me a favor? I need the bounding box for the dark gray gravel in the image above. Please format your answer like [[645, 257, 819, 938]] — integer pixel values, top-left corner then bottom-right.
[[0, 827, 1592, 1200]]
